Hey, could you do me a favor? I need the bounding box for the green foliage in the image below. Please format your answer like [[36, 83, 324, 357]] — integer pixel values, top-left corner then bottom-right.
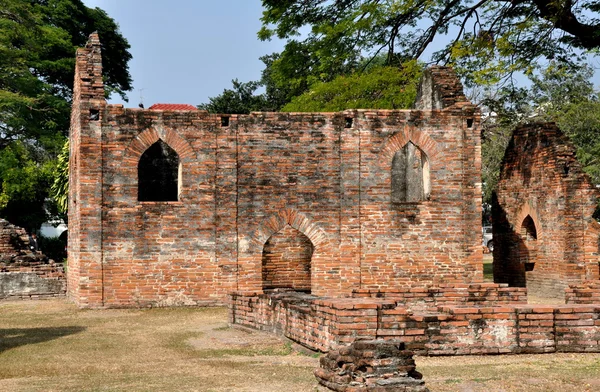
[[51, 139, 69, 215], [282, 62, 422, 112], [0, 141, 55, 230], [0, 0, 132, 229], [38, 235, 67, 262], [559, 101, 600, 185], [260, 0, 600, 86], [199, 54, 298, 114], [198, 80, 271, 114]]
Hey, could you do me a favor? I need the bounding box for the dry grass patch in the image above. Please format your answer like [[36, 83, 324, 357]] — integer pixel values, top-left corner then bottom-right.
[[418, 353, 600, 391], [1, 299, 600, 391], [0, 300, 317, 392]]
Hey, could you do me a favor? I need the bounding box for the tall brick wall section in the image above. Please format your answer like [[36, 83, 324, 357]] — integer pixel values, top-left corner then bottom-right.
[[69, 34, 482, 308], [493, 123, 600, 300], [68, 33, 106, 307]]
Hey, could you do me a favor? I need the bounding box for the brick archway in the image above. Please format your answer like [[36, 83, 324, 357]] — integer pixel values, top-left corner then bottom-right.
[[122, 126, 196, 165], [379, 125, 440, 167], [515, 202, 542, 241], [252, 209, 329, 249]]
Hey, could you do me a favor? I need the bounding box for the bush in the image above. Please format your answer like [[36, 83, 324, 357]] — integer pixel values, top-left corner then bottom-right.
[[39, 235, 67, 262]]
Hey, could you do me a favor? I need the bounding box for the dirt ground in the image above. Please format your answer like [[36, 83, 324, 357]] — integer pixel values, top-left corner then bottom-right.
[[0, 299, 599, 392]]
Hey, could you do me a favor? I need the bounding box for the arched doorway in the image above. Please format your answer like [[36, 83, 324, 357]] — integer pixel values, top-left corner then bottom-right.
[[262, 225, 313, 292]]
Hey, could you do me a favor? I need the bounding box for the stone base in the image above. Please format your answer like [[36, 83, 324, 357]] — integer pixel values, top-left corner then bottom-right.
[[315, 340, 429, 392]]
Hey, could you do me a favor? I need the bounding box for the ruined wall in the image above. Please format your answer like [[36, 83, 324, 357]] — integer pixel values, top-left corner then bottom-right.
[[0, 220, 66, 299], [69, 35, 483, 308], [230, 291, 600, 355], [493, 123, 600, 300]]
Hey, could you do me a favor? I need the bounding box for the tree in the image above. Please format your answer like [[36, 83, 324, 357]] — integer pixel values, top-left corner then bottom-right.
[[199, 54, 299, 114], [259, 0, 600, 85], [51, 139, 69, 216], [0, 0, 132, 229], [198, 80, 270, 114], [528, 64, 600, 186], [0, 140, 55, 230], [282, 61, 422, 112]]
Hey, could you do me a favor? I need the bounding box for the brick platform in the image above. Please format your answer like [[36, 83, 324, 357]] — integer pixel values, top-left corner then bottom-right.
[[230, 291, 600, 355]]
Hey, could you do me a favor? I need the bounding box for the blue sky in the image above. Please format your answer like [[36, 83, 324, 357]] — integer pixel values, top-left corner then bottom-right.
[[83, 1, 599, 108], [82, 0, 285, 107]]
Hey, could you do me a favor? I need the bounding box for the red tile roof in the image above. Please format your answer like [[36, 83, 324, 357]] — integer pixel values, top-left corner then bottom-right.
[[148, 103, 198, 111]]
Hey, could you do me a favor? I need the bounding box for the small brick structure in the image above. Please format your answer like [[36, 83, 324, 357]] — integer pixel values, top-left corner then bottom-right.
[[69, 34, 482, 308], [493, 123, 600, 300], [315, 340, 428, 392], [230, 290, 600, 355], [0, 219, 66, 299]]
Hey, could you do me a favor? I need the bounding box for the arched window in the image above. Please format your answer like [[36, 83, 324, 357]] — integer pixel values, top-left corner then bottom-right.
[[519, 215, 538, 268], [391, 141, 430, 203], [138, 140, 180, 201], [521, 215, 537, 240]]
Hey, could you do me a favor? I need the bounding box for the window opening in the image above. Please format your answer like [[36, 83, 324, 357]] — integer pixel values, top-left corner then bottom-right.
[[138, 139, 180, 201], [521, 215, 537, 240], [89, 109, 100, 121], [391, 142, 430, 203]]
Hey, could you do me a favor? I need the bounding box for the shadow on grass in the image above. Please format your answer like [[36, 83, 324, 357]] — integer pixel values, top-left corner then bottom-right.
[[483, 262, 494, 281], [0, 326, 85, 353]]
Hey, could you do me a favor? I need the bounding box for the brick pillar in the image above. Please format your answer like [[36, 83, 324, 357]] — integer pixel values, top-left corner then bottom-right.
[[68, 32, 106, 307]]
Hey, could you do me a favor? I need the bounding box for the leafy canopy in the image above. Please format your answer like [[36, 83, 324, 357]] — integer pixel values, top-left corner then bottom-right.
[[282, 61, 422, 112], [0, 0, 132, 229], [259, 0, 600, 85]]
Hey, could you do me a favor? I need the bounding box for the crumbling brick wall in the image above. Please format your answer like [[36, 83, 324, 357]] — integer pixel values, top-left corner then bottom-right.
[[69, 34, 483, 308], [230, 291, 600, 355], [493, 123, 600, 300], [0, 219, 66, 299]]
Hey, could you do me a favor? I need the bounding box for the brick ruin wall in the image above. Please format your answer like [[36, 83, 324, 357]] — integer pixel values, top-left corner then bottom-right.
[[0, 219, 66, 299], [230, 291, 600, 355], [493, 123, 600, 300], [69, 34, 483, 308]]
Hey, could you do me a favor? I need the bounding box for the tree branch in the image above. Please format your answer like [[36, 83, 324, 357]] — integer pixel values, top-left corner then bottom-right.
[[531, 0, 600, 49]]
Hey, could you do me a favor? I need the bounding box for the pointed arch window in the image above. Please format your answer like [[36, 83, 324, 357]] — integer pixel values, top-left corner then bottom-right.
[[521, 215, 537, 240], [391, 141, 431, 203], [138, 139, 180, 201]]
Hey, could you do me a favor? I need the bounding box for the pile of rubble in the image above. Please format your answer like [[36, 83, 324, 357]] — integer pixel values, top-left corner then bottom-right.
[[0, 219, 65, 298], [0, 218, 61, 270], [315, 340, 429, 392]]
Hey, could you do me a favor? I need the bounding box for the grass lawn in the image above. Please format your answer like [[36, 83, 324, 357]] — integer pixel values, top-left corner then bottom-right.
[[1, 299, 599, 391]]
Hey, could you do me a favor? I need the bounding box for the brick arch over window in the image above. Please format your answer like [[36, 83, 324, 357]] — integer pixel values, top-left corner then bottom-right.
[[515, 203, 542, 241], [379, 127, 440, 165], [123, 127, 196, 165], [138, 140, 180, 201], [380, 128, 438, 203], [252, 209, 329, 249], [515, 203, 541, 270], [121, 127, 196, 201], [262, 225, 314, 292]]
